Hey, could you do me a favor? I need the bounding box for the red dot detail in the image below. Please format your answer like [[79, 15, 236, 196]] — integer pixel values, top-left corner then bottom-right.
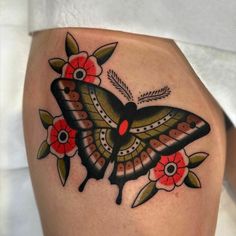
[[118, 120, 129, 136]]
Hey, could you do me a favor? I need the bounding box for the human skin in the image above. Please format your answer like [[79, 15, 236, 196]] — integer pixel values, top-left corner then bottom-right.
[[23, 28, 226, 236]]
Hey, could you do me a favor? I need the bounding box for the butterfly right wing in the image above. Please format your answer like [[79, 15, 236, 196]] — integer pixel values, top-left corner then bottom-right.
[[51, 78, 124, 130]]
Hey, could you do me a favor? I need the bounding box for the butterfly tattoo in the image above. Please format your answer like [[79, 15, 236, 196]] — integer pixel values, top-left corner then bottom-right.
[[50, 70, 211, 205], [37, 33, 211, 207]]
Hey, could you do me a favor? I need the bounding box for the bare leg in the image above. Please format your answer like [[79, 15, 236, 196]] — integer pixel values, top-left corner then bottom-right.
[[23, 29, 226, 236]]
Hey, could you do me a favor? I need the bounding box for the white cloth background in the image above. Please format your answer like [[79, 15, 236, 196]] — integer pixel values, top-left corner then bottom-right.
[[0, 0, 236, 235]]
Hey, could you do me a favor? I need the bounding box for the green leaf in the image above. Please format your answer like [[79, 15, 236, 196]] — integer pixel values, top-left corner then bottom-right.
[[48, 58, 66, 74], [188, 152, 209, 168], [93, 42, 118, 65], [132, 181, 158, 208], [37, 140, 50, 159], [184, 171, 201, 188], [39, 109, 53, 129], [65, 32, 79, 57], [57, 156, 70, 186]]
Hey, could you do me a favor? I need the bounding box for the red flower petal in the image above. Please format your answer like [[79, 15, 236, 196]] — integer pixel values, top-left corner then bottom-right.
[[68, 137, 76, 145], [54, 119, 62, 131], [83, 76, 101, 85], [154, 167, 165, 179], [47, 126, 55, 145], [51, 142, 65, 154], [84, 58, 96, 75], [175, 167, 189, 186], [66, 145, 77, 157], [59, 119, 68, 130], [174, 151, 183, 163], [68, 130, 77, 138], [69, 52, 88, 68], [50, 141, 59, 151], [168, 153, 175, 162], [65, 125, 72, 132], [177, 167, 185, 177], [173, 172, 182, 183], [160, 155, 169, 165], [50, 127, 58, 136], [64, 142, 73, 153], [57, 143, 65, 154], [83, 75, 96, 83], [155, 162, 164, 171], [159, 175, 168, 185], [84, 56, 102, 76], [176, 159, 186, 168], [175, 151, 189, 167], [166, 177, 175, 186], [50, 133, 58, 144], [62, 63, 74, 78]]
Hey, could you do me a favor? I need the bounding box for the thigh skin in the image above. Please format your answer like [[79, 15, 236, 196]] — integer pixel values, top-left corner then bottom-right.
[[23, 28, 226, 236]]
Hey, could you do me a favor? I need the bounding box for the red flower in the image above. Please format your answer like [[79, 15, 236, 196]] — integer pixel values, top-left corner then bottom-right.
[[62, 52, 102, 85], [149, 150, 189, 191], [47, 116, 77, 158]]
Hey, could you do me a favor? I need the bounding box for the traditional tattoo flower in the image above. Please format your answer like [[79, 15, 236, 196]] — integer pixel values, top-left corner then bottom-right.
[[47, 116, 77, 158], [62, 52, 102, 85], [149, 150, 189, 191], [48, 33, 118, 86]]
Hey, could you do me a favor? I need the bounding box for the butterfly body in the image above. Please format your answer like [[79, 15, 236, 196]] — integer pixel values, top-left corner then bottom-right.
[[51, 78, 210, 204], [110, 102, 137, 161], [117, 102, 137, 136]]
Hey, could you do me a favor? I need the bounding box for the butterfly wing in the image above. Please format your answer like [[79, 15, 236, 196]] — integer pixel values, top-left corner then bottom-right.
[[51, 78, 125, 186], [51, 78, 124, 130], [130, 106, 211, 155]]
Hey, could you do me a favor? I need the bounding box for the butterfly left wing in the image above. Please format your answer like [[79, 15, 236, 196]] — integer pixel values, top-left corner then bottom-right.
[[129, 106, 211, 155]]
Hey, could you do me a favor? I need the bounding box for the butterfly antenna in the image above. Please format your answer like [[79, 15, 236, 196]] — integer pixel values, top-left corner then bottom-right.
[[138, 86, 171, 104], [107, 69, 134, 102]]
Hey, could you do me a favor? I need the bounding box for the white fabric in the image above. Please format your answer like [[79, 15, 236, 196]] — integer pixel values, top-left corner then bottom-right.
[[29, 0, 236, 52], [0, 0, 236, 235]]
